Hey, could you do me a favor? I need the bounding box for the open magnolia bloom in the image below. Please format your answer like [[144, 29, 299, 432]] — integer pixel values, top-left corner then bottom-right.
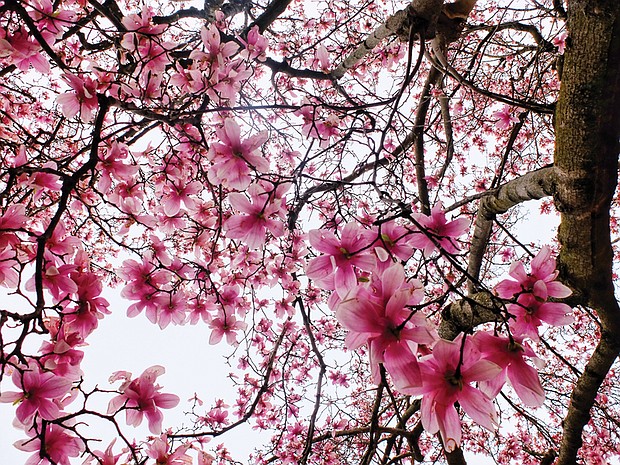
[[391, 335, 501, 452], [334, 263, 436, 383]]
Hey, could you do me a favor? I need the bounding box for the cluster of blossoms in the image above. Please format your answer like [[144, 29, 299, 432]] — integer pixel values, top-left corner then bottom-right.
[[0, 0, 581, 462], [306, 215, 572, 450]]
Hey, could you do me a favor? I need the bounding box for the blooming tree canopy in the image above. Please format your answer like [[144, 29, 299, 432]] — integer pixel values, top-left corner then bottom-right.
[[1, 0, 620, 464]]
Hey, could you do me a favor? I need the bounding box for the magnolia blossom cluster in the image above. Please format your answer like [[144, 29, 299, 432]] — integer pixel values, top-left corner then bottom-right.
[[306, 216, 572, 451]]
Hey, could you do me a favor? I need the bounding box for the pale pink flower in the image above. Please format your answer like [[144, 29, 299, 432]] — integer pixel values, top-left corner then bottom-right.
[[162, 179, 202, 217], [107, 365, 180, 434], [0, 362, 73, 423], [224, 183, 286, 249], [315, 45, 330, 71], [492, 105, 520, 130], [409, 203, 469, 256], [239, 26, 268, 61], [56, 73, 99, 122], [15, 423, 83, 465], [306, 222, 375, 298], [553, 32, 567, 54], [335, 263, 435, 383], [473, 332, 545, 407], [170, 63, 206, 93], [394, 336, 501, 452], [0, 246, 19, 287], [191, 24, 238, 68], [121, 6, 167, 34]]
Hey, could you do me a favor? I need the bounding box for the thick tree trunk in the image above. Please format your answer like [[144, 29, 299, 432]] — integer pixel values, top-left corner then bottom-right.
[[553, 1, 620, 464]]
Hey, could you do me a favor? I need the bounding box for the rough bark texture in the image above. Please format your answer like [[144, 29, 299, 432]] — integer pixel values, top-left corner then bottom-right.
[[553, 1, 620, 464]]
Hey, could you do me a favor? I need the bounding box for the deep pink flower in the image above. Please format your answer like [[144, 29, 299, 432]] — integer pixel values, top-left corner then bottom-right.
[[508, 293, 573, 341], [15, 423, 83, 465], [409, 204, 469, 256], [372, 221, 415, 268], [209, 312, 247, 345], [207, 119, 269, 190], [495, 246, 572, 300], [0, 363, 73, 424], [306, 222, 375, 297], [492, 105, 520, 129], [86, 439, 123, 465], [146, 435, 192, 465], [495, 246, 573, 340], [63, 270, 110, 339], [335, 263, 435, 383], [107, 365, 180, 434], [394, 336, 501, 452], [473, 331, 545, 407]]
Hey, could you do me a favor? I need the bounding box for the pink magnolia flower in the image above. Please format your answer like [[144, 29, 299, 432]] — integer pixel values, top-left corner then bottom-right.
[[15, 423, 83, 465], [97, 142, 139, 192], [209, 312, 247, 345], [394, 336, 501, 452], [473, 332, 545, 407], [495, 246, 572, 300], [553, 31, 567, 54], [121, 6, 167, 34], [0, 246, 19, 287], [29, 0, 76, 37], [207, 119, 269, 190], [56, 73, 99, 122], [335, 263, 435, 383], [306, 222, 375, 298], [0, 363, 73, 424], [86, 439, 123, 465], [107, 365, 180, 434], [170, 62, 206, 93], [492, 105, 520, 130], [239, 26, 268, 61], [409, 203, 469, 256], [190, 24, 238, 68], [157, 291, 188, 329], [62, 270, 110, 339], [372, 221, 415, 268], [0, 204, 28, 249], [495, 246, 573, 340], [224, 183, 286, 249], [314, 45, 330, 72], [1, 27, 51, 73], [146, 435, 192, 465], [26, 263, 78, 301], [508, 293, 573, 341], [162, 179, 202, 217]]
